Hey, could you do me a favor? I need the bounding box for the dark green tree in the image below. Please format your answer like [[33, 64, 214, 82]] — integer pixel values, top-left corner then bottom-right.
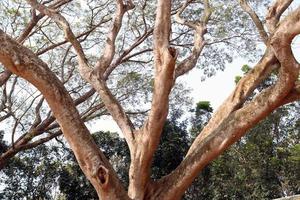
[[186, 100, 300, 200], [185, 101, 214, 200], [152, 118, 189, 179], [58, 131, 130, 200], [0, 143, 61, 200]]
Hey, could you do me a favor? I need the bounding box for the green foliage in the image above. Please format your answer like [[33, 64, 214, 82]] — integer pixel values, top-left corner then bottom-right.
[[0, 144, 61, 200], [190, 101, 213, 137], [289, 144, 300, 162], [59, 163, 98, 200], [185, 103, 300, 200], [235, 75, 242, 84], [58, 131, 130, 199], [117, 72, 142, 87], [0, 0, 297, 199], [0, 102, 299, 199], [196, 101, 213, 113], [152, 119, 189, 179], [241, 64, 252, 73], [235, 64, 252, 84]]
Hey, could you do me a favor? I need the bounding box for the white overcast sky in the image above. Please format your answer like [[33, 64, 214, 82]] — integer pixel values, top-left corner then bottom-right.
[[91, 36, 300, 134], [88, 0, 300, 133]]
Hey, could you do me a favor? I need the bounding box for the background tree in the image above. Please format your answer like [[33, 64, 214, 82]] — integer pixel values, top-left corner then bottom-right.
[[0, 0, 299, 199], [0, 102, 299, 199], [0, 141, 61, 199], [186, 73, 300, 199]]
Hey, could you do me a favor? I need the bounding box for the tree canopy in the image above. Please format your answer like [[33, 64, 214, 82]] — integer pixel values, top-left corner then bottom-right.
[[0, 0, 299, 199]]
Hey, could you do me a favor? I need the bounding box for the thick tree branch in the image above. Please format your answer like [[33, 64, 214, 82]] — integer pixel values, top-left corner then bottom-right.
[[26, 0, 136, 148], [0, 1, 59, 87], [0, 69, 12, 87], [155, 7, 300, 199], [0, 30, 129, 200], [266, 0, 294, 33], [175, 0, 212, 78], [186, 6, 300, 148], [94, 0, 134, 77], [145, 0, 176, 136], [127, 0, 176, 198], [187, 48, 278, 155], [238, 0, 269, 44], [280, 81, 300, 105]]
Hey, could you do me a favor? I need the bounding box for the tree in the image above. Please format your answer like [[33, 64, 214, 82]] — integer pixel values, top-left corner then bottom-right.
[[58, 131, 130, 200], [58, 117, 190, 199], [0, 140, 62, 200], [0, 0, 300, 199], [186, 69, 300, 200], [189, 103, 300, 200], [1, 102, 298, 199], [185, 101, 214, 200]]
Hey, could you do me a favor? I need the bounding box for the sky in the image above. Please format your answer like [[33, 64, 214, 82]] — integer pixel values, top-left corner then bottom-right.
[[1, 0, 300, 136], [85, 0, 300, 133], [89, 33, 300, 134], [180, 59, 244, 109], [89, 35, 300, 134], [186, 38, 300, 110]]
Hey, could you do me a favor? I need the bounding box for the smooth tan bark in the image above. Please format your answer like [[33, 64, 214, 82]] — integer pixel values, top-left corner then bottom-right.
[[175, 0, 211, 78], [128, 0, 177, 198], [152, 5, 300, 199], [0, 1, 300, 200], [0, 30, 129, 200]]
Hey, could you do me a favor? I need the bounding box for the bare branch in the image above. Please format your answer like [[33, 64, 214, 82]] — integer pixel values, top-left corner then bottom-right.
[[26, 0, 92, 78], [175, 0, 212, 78], [0, 90, 98, 167], [155, 6, 300, 198], [19, 0, 73, 43], [36, 18, 111, 56], [0, 0, 67, 87], [0, 130, 61, 170], [175, 0, 198, 29], [29, 97, 44, 130], [266, 0, 294, 33], [89, 79, 136, 143], [238, 0, 269, 44], [18, 131, 62, 151], [94, 0, 135, 77], [0, 70, 12, 87], [26, 0, 136, 148], [0, 29, 129, 199], [103, 28, 153, 79]]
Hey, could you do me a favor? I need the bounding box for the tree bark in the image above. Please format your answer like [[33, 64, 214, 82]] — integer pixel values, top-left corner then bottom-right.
[[128, 0, 176, 198], [0, 30, 129, 200], [0, 1, 300, 199]]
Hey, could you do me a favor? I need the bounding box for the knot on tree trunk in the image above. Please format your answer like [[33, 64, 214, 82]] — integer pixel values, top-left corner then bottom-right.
[[97, 165, 109, 187], [168, 47, 178, 60]]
